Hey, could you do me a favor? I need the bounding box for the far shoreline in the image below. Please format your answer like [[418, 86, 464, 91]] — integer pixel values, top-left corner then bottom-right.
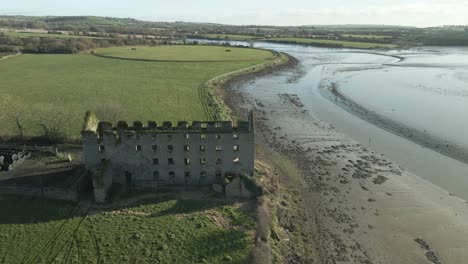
[[320, 81, 468, 167]]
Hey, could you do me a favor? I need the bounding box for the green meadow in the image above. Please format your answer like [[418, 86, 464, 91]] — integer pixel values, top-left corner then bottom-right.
[[265, 37, 398, 49], [0, 195, 255, 264], [202, 34, 260, 41], [0, 45, 273, 138], [196, 34, 397, 49], [340, 34, 393, 39], [2, 31, 96, 39], [94, 45, 274, 61]]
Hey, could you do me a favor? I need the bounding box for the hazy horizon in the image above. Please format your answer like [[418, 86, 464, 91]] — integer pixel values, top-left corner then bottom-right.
[[1, 0, 467, 27]]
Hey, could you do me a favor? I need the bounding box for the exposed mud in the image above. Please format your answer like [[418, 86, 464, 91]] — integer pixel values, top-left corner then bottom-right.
[[319, 81, 468, 165], [220, 50, 468, 263]]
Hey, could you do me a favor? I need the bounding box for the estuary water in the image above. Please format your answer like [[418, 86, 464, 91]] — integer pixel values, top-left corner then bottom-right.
[[193, 39, 468, 199]]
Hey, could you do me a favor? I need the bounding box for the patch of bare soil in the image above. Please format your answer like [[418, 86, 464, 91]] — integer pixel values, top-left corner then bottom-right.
[[208, 211, 232, 229]]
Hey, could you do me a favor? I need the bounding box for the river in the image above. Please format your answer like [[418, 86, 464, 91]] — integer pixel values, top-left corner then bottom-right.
[[193, 39, 468, 200]]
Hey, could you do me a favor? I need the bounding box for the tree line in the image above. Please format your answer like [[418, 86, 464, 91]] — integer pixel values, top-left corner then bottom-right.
[[0, 33, 163, 54]]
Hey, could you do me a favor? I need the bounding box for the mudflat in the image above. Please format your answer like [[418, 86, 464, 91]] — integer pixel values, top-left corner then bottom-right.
[[224, 59, 468, 264]]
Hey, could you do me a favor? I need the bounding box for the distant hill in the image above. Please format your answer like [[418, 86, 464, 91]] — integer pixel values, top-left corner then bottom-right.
[[44, 16, 140, 25], [1, 15, 467, 47]]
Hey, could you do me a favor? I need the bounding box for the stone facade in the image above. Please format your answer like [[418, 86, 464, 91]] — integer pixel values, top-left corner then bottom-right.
[[82, 112, 255, 202]]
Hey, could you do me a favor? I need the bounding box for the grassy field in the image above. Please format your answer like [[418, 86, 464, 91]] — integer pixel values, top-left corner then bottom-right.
[[2, 31, 96, 39], [265, 37, 398, 49], [202, 34, 260, 41], [196, 34, 397, 49], [0, 45, 273, 138], [0, 195, 255, 263], [340, 34, 393, 39], [94, 45, 275, 61]]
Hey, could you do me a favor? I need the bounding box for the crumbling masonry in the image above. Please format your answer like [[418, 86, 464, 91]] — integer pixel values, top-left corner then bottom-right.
[[82, 112, 255, 202]]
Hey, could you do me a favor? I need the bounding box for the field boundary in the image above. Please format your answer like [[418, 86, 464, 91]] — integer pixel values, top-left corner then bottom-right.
[[191, 36, 398, 50], [200, 51, 289, 120], [91, 49, 276, 63], [0, 53, 20, 61]]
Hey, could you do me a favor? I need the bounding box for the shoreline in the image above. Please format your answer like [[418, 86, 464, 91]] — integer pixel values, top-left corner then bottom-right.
[[221, 52, 468, 263], [190, 36, 399, 50], [319, 81, 468, 166]]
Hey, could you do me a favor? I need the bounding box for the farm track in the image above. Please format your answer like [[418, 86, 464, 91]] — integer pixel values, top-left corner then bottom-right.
[[21, 202, 88, 264], [61, 235, 75, 264], [1, 231, 17, 263], [89, 219, 101, 263], [46, 205, 92, 264], [21, 202, 81, 264], [75, 235, 85, 264]]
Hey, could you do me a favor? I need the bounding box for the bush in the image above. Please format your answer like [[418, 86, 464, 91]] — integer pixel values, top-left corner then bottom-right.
[[0, 45, 20, 53]]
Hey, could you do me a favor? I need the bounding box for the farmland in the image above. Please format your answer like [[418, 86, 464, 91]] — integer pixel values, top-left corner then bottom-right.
[[202, 34, 261, 41], [340, 34, 394, 39], [0, 194, 255, 263], [2, 31, 96, 39], [194, 34, 398, 49], [265, 37, 398, 49], [0, 45, 275, 139], [94, 45, 275, 61]]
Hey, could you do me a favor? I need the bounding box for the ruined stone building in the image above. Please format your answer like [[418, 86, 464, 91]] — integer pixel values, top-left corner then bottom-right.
[[82, 112, 255, 202]]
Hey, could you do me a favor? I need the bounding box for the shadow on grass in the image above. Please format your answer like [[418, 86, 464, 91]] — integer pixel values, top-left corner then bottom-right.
[[0, 195, 80, 224], [149, 198, 229, 218], [186, 229, 253, 263], [0, 193, 234, 224]]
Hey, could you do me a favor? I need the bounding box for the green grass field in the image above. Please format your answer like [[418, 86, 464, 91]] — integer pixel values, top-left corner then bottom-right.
[[340, 34, 393, 39], [94, 45, 274, 61], [0, 45, 272, 138], [202, 34, 260, 41], [265, 37, 398, 49], [197, 34, 397, 49], [0, 195, 255, 263], [3, 31, 96, 39]]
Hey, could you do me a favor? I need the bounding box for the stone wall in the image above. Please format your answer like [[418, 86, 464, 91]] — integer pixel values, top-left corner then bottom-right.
[[82, 112, 255, 202]]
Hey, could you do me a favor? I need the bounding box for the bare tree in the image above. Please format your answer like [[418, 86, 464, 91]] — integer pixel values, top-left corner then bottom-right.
[[35, 103, 72, 143], [0, 94, 27, 140]]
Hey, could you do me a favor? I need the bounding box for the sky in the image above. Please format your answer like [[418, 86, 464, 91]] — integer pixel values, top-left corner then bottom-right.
[[1, 0, 467, 27]]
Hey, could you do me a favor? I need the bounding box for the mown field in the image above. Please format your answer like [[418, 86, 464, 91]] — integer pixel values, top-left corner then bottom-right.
[[196, 34, 397, 49], [0, 195, 255, 263], [265, 37, 398, 49], [0, 45, 273, 138], [340, 34, 393, 39], [202, 34, 260, 41], [94, 45, 275, 61]]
